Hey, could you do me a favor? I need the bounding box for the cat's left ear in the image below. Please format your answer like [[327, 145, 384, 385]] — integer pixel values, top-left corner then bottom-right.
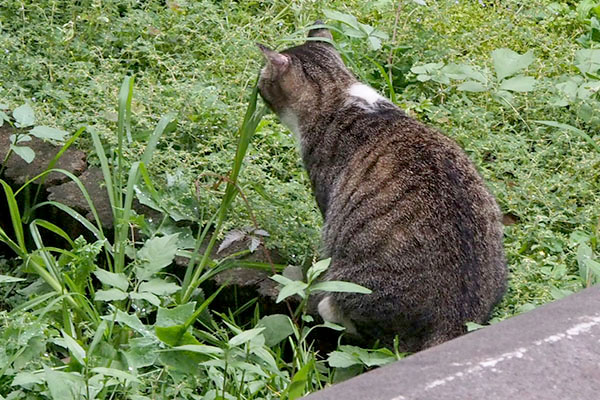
[[257, 43, 290, 73], [308, 20, 333, 41]]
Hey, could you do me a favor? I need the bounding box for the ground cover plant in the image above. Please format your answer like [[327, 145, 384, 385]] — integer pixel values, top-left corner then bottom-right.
[[0, 0, 599, 398]]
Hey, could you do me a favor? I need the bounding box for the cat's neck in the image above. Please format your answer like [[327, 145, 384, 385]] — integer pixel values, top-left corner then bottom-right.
[[283, 82, 399, 215], [280, 82, 392, 138]]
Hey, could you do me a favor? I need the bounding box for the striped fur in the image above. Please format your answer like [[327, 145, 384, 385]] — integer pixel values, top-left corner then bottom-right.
[[258, 27, 507, 351]]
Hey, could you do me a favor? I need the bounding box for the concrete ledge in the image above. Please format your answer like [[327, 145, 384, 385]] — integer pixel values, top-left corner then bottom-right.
[[305, 285, 600, 400]]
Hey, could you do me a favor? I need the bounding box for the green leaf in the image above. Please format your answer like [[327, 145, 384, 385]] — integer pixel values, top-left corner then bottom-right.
[[357, 349, 396, 367], [323, 9, 361, 30], [155, 324, 200, 346], [320, 321, 346, 331], [44, 367, 85, 400], [367, 36, 382, 51], [491, 48, 534, 81], [0, 110, 9, 125], [123, 337, 159, 368], [91, 367, 140, 384], [549, 285, 573, 300], [286, 359, 315, 400], [156, 303, 196, 326], [574, 49, 600, 75], [30, 126, 68, 141], [275, 280, 308, 303], [585, 258, 600, 282], [410, 62, 444, 75], [61, 330, 86, 366], [327, 349, 360, 368], [577, 242, 594, 280], [307, 258, 331, 282], [105, 310, 152, 336], [466, 322, 485, 332], [492, 90, 515, 107], [311, 281, 372, 294], [228, 327, 265, 347], [555, 78, 580, 101], [0, 274, 26, 283], [11, 371, 44, 386], [10, 145, 35, 163], [95, 288, 128, 302], [12, 104, 35, 128], [88, 320, 108, 358], [577, 80, 600, 100], [10, 133, 32, 144], [499, 75, 537, 92], [129, 291, 161, 306], [93, 268, 129, 291], [250, 344, 279, 371], [172, 344, 224, 355], [457, 81, 487, 92], [136, 234, 179, 280], [534, 120, 600, 152], [256, 314, 294, 347], [139, 278, 180, 296], [270, 274, 293, 286], [569, 231, 591, 246]]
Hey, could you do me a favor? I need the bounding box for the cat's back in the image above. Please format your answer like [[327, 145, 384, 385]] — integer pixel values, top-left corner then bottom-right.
[[323, 108, 504, 274]]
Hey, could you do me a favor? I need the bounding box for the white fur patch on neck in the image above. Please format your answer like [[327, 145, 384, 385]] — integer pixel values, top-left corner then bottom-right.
[[347, 83, 386, 110], [279, 109, 300, 138]]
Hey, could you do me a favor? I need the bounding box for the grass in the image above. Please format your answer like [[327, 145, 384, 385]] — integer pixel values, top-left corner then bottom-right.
[[0, 0, 600, 398]]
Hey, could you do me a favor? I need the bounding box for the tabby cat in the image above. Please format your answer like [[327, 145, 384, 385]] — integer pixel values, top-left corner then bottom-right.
[[257, 24, 507, 351]]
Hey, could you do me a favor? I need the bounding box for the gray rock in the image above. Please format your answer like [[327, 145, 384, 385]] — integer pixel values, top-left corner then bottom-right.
[[0, 124, 86, 186], [305, 285, 600, 400], [178, 238, 284, 301], [46, 167, 113, 229]]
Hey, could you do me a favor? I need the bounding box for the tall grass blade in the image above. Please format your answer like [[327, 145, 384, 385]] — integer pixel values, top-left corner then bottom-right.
[[30, 219, 76, 248], [90, 129, 116, 218], [534, 120, 600, 152], [141, 113, 175, 167], [23, 168, 109, 250], [0, 179, 26, 251], [0, 225, 25, 257], [33, 201, 106, 249], [180, 83, 267, 303], [366, 56, 396, 104], [29, 222, 62, 284], [114, 161, 142, 273], [119, 76, 134, 144], [30, 127, 86, 213]]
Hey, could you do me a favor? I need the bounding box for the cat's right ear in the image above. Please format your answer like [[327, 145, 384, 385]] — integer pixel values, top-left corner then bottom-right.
[[257, 43, 290, 74]]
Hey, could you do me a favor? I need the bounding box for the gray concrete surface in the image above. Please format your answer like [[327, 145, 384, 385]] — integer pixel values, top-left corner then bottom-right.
[[305, 285, 600, 400]]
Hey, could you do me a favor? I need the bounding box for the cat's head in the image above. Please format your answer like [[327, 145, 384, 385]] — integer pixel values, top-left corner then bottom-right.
[[257, 24, 356, 118]]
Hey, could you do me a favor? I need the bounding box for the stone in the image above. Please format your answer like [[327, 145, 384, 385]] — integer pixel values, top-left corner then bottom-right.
[[177, 238, 284, 301], [305, 285, 600, 400], [46, 167, 114, 229], [0, 124, 86, 186]]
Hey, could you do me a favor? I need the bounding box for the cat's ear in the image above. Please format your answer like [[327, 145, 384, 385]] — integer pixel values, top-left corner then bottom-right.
[[257, 43, 290, 73], [308, 20, 333, 41]]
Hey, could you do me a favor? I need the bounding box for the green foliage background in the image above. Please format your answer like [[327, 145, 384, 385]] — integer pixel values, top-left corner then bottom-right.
[[1, 0, 600, 398]]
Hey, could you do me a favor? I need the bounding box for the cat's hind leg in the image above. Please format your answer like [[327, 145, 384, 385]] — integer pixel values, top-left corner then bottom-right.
[[317, 295, 358, 335], [419, 322, 465, 350]]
